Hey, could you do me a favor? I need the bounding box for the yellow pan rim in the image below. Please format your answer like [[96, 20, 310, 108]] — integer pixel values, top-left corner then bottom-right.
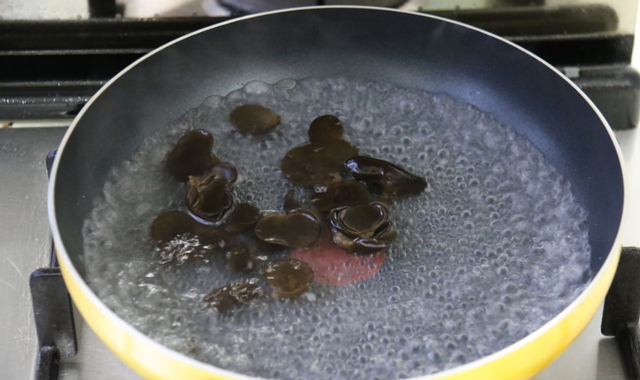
[[48, 5, 629, 380]]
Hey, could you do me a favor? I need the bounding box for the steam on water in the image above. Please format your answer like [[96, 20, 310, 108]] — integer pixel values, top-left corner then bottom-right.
[[83, 77, 591, 380]]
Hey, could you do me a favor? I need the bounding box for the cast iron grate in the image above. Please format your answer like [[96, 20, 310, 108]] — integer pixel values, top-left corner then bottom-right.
[[0, 5, 638, 128], [602, 247, 640, 380], [29, 150, 77, 380]]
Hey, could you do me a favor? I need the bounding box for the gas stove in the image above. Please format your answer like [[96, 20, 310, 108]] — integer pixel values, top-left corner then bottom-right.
[[1, 2, 640, 380]]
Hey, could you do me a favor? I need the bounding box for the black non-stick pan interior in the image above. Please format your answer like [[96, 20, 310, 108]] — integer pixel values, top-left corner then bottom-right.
[[52, 7, 623, 279]]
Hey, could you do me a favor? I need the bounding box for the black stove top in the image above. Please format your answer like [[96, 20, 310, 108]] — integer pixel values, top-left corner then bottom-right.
[[1, 5, 638, 130]]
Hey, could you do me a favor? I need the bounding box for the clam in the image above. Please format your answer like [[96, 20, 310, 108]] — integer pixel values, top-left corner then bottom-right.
[[150, 211, 231, 261], [329, 202, 397, 254], [167, 129, 219, 182], [203, 280, 262, 312], [185, 174, 234, 225], [344, 156, 427, 196], [151, 210, 230, 249], [281, 114, 359, 187], [150, 211, 196, 248], [308, 115, 344, 143], [252, 234, 288, 253], [225, 203, 261, 233], [281, 141, 358, 187], [283, 190, 301, 212], [311, 180, 370, 213], [230, 104, 280, 134], [193, 227, 233, 250], [210, 162, 238, 184], [225, 242, 257, 273], [264, 259, 314, 299], [254, 210, 321, 248]]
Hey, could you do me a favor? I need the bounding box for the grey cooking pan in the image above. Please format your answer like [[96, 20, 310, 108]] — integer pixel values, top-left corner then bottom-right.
[[48, 6, 625, 380]]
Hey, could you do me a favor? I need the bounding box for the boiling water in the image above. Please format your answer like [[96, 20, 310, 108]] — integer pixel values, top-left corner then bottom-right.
[[83, 77, 591, 380]]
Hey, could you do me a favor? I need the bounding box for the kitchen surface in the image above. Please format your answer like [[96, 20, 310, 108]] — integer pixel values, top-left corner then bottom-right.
[[1, 1, 640, 380]]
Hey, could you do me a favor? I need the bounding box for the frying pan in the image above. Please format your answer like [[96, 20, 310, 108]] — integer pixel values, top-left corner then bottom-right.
[[48, 6, 626, 380]]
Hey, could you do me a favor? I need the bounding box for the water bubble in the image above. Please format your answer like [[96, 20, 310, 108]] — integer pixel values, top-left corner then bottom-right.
[[277, 78, 297, 90]]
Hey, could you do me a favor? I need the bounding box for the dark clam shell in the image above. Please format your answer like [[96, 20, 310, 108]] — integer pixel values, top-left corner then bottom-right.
[[209, 162, 239, 184], [254, 210, 321, 248], [185, 174, 234, 225], [311, 180, 370, 213], [150, 211, 196, 247], [225, 242, 257, 273], [166, 129, 219, 182], [230, 104, 281, 134], [150, 211, 231, 261], [344, 156, 427, 196], [330, 202, 388, 238], [251, 234, 289, 253], [329, 202, 397, 254], [331, 225, 396, 255], [283, 190, 302, 212], [281, 141, 359, 187], [203, 280, 262, 312], [308, 115, 344, 143], [225, 203, 261, 233], [194, 227, 233, 249], [264, 259, 314, 299]]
